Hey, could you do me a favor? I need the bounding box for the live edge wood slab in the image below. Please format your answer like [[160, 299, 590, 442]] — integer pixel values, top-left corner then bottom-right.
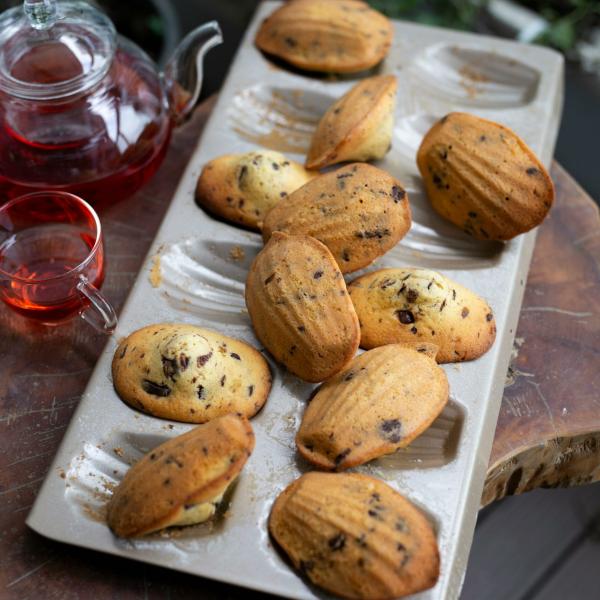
[[0, 97, 598, 595]]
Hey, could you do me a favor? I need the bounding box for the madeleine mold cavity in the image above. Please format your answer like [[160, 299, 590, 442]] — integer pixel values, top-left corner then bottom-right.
[[27, 4, 564, 600], [408, 44, 541, 107]]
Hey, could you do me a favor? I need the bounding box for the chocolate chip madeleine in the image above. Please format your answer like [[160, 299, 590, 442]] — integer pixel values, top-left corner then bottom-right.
[[245, 232, 360, 382], [196, 150, 315, 231], [348, 268, 496, 362], [107, 414, 254, 537], [112, 324, 271, 423], [306, 75, 397, 169], [417, 112, 554, 240], [269, 472, 440, 599], [297, 344, 448, 470], [262, 163, 411, 274], [255, 0, 392, 74]]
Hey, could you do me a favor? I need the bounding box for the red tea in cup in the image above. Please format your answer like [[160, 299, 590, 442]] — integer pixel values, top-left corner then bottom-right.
[[0, 192, 116, 331]]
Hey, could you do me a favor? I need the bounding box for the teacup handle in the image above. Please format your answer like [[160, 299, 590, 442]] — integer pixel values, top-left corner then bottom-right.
[[76, 276, 117, 334]]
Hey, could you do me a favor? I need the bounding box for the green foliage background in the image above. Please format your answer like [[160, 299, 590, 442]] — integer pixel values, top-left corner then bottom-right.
[[369, 0, 600, 51]]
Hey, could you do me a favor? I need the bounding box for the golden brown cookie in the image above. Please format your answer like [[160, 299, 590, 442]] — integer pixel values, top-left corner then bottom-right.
[[255, 0, 392, 74], [348, 268, 496, 362], [107, 414, 254, 537], [269, 472, 440, 599], [306, 75, 397, 169], [112, 324, 271, 423], [195, 150, 315, 231], [417, 112, 554, 241], [245, 232, 359, 382], [261, 163, 411, 274], [297, 344, 448, 470]]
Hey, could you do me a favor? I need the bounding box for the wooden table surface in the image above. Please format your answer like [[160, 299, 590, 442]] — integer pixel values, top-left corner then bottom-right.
[[1, 98, 599, 598]]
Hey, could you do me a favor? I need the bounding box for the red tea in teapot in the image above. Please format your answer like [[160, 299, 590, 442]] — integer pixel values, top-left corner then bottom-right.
[[0, 45, 171, 205]]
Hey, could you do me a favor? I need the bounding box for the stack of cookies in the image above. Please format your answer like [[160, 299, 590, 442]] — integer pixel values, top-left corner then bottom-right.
[[105, 2, 555, 598]]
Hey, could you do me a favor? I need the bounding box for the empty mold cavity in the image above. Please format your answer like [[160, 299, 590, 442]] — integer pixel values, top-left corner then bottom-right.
[[409, 44, 540, 107], [390, 113, 441, 167], [156, 237, 260, 324], [228, 84, 332, 153]]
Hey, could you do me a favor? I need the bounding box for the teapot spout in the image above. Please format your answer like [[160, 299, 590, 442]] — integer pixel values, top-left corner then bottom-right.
[[163, 21, 223, 124]]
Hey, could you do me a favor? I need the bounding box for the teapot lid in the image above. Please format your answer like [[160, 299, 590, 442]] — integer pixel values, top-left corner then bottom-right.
[[0, 0, 116, 100]]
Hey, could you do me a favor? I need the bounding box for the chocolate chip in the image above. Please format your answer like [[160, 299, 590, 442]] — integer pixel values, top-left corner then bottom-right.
[[380, 278, 395, 290], [197, 385, 205, 400], [356, 228, 391, 239], [379, 419, 402, 443], [264, 273, 275, 285], [342, 249, 350, 262], [328, 533, 346, 551], [149, 453, 157, 460], [526, 167, 540, 176], [391, 185, 406, 202], [397, 542, 406, 552], [230, 352, 241, 360], [452, 289, 456, 301], [313, 270, 323, 279], [119, 345, 128, 359], [395, 519, 406, 532], [334, 448, 351, 466], [142, 380, 171, 397], [356, 534, 367, 547], [163, 478, 171, 486], [298, 325, 305, 332], [248, 385, 254, 397], [344, 371, 355, 381], [439, 299, 446, 312], [396, 310, 415, 324], [272, 162, 279, 170], [197, 351, 213, 367], [468, 211, 477, 218], [410, 326, 417, 334], [237, 165, 248, 186], [461, 307, 470, 318], [405, 289, 418, 303], [220, 375, 226, 386], [486, 313, 493, 322], [371, 493, 381, 502], [161, 356, 178, 380], [337, 172, 353, 179], [179, 354, 189, 370], [284, 36, 297, 47], [432, 173, 443, 188]]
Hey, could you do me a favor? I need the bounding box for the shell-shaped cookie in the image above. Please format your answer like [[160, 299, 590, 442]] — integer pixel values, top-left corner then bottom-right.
[[348, 268, 496, 362], [269, 472, 440, 599], [112, 324, 271, 423], [306, 75, 397, 169], [195, 150, 315, 231], [297, 345, 448, 470], [262, 163, 411, 274], [245, 232, 360, 382], [255, 0, 393, 74], [417, 112, 554, 241], [107, 414, 254, 537]]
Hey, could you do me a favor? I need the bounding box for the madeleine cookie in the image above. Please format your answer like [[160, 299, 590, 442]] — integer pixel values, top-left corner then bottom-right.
[[112, 324, 271, 423], [196, 150, 315, 231], [255, 0, 392, 74], [348, 268, 496, 362], [306, 75, 397, 169], [245, 232, 359, 382], [269, 472, 440, 599], [262, 163, 411, 274], [107, 414, 254, 537], [297, 345, 448, 470], [417, 112, 554, 240]]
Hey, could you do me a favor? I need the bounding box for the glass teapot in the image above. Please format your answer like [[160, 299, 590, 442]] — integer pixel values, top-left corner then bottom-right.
[[0, 0, 222, 204]]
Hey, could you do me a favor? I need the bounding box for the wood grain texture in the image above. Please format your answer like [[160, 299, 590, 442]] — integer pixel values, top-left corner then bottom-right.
[[0, 98, 598, 597], [482, 164, 600, 505]]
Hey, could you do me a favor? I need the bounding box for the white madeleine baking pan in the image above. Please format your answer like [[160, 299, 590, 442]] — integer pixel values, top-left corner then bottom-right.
[[27, 2, 564, 599]]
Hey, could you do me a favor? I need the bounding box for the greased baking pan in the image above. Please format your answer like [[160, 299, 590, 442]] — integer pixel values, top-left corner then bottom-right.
[[27, 3, 564, 598]]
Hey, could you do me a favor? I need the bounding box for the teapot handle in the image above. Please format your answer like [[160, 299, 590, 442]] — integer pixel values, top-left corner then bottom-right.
[[163, 21, 223, 125]]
